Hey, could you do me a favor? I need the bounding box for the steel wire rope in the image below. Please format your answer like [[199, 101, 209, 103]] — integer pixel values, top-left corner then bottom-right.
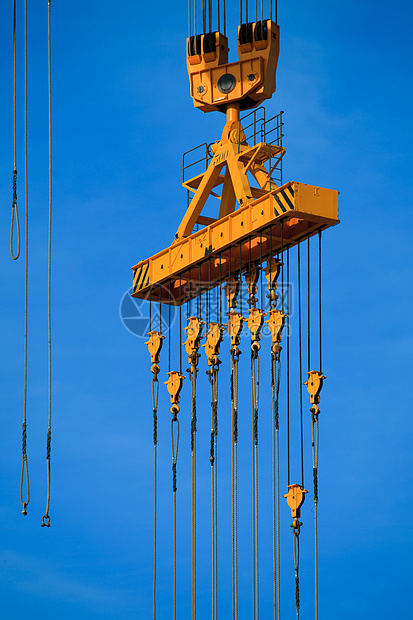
[[312, 407, 319, 620], [171, 407, 180, 620], [318, 230, 322, 373], [20, 0, 30, 518], [271, 350, 281, 620], [10, 0, 20, 260], [180, 277, 182, 374], [286, 246, 290, 485], [152, 370, 159, 620], [41, 0, 53, 529], [307, 236, 310, 371], [297, 245, 304, 489], [230, 349, 239, 620], [191, 365, 197, 620], [293, 525, 300, 619], [209, 367, 219, 620], [251, 349, 260, 620]]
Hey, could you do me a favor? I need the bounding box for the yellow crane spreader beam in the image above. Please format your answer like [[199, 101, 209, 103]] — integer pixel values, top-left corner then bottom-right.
[[131, 181, 339, 305]]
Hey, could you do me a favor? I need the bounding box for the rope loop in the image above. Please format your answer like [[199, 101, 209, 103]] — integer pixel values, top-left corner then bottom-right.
[[41, 514, 51, 527], [10, 168, 20, 260]]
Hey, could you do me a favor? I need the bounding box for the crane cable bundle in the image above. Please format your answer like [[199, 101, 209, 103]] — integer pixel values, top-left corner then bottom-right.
[[9, 0, 54, 527]]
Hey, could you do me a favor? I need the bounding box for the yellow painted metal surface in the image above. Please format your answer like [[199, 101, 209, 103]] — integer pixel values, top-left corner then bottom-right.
[[187, 21, 280, 113], [131, 180, 339, 305]]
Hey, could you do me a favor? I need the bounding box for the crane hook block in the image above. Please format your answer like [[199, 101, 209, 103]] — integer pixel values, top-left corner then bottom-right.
[[227, 312, 244, 356], [224, 277, 240, 311], [203, 322, 225, 367], [245, 266, 260, 308], [305, 370, 326, 405], [283, 484, 308, 519], [183, 316, 204, 364], [145, 331, 165, 366], [165, 371, 186, 408], [247, 308, 265, 351], [265, 257, 282, 304], [265, 308, 286, 356]]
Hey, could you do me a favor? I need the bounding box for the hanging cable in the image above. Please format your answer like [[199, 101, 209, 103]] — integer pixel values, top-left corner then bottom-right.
[[226, 248, 241, 620], [293, 521, 301, 619], [203, 317, 223, 620], [265, 253, 284, 620], [318, 230, 322, 372], [286, 246, 290, 486], [297, 244, 304, 489], [284, 484, 308, 620], [305, 370, 325, 620], [10, 0, 20, 260], [41, 0, 53, 529], [307, 235, 310, 372], [171, 407, 179, 620], [246, 255, 264, 620], [251, 346, 260, 620], [145, 323, 165, 620], [165, 369, 185, 620], [184, 315, 203, 620], [152, 369, 159, 620], [265, 257, 284, 620], [271, 349, 281, 620], [20, 0, 30, 518], [231, 349, 239, 620]]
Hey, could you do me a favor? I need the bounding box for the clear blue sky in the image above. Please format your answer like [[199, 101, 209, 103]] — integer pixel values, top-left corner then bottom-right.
[[1, 1, 412, 618]]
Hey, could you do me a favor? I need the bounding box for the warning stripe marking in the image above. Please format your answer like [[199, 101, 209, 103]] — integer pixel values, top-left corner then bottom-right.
[[133, 263, 149, 293], [274, 186, 295, 215]]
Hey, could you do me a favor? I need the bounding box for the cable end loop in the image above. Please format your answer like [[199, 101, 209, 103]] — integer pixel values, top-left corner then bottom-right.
[[21, 503, 27, 516], [41, 515, 51, 527]]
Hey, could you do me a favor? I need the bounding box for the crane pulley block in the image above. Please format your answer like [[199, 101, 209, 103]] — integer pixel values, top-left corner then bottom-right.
[[187, 20, 280, 113]]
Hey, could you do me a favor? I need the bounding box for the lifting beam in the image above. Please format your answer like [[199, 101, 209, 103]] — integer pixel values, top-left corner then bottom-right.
[[131, 105, 338, 305]]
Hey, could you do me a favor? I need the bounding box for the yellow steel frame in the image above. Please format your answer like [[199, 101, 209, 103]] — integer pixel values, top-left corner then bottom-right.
[[132, 17, 339, 306], [131, 105, 339, 306]]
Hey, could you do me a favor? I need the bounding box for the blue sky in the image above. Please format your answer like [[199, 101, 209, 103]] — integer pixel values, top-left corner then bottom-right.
[[1, 0, 412, 618]]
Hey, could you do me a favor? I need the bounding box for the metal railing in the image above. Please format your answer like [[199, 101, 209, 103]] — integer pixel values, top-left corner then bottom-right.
[[182, 109, 285, 225]]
